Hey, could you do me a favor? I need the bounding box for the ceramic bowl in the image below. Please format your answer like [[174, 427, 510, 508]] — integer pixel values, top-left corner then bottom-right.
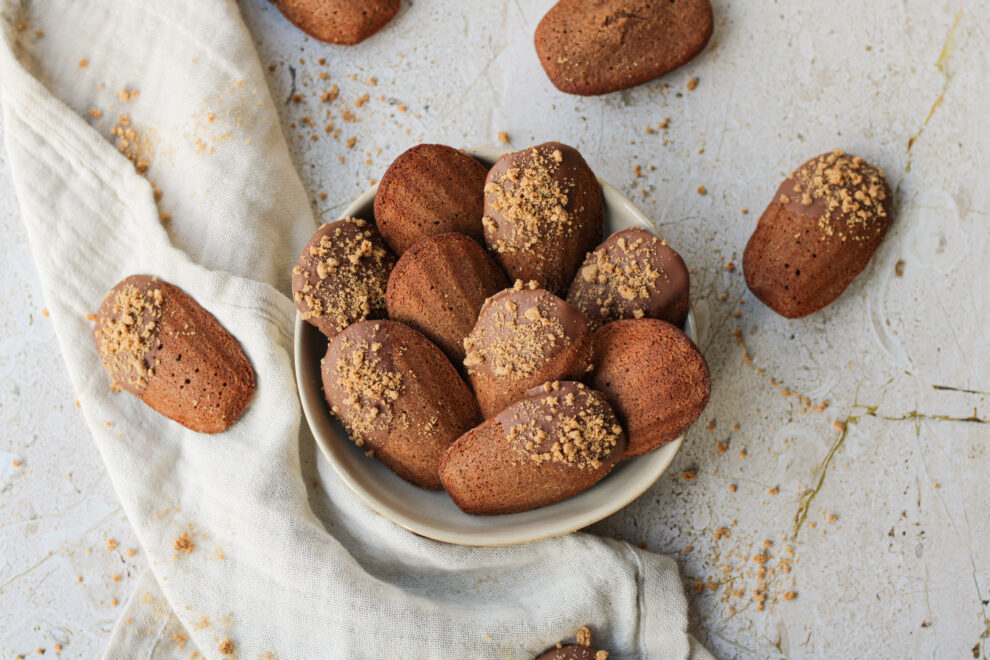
[[295, 147, 697, 546]]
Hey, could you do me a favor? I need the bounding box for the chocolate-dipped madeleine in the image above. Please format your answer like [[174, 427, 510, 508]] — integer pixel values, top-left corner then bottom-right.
[[93, 275, 255, 434], [483, 142, 603, 294], [743, 150, 893, 318], [567, 228, 689, 331], [292, 218, 396, 338], [322, 320, 479, 489], [440, 381, 625, 515], [385, 233, 508, 363], [590, 319, 709, 457], [374, 144, 489, 255], [463, 281, 592, 418]]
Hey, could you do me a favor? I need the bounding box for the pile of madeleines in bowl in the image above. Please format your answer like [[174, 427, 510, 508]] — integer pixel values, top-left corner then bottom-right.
[[292, 141, 712, 515]]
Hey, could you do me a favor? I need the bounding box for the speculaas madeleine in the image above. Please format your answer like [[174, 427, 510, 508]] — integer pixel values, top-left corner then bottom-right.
[[374, 144, 490, 255], [292, 218, 396, 338], [385, 232, 508, 364], [567, 227, 690, 331], [440, 381, 625, 515], [463, 281, 593, 418], [270, 0, 399, 46], [534, 0, 713, 96], [322, 320, 479, 490], [744, 150, 893, 318], [589, 318, 709, 458], [93, 275, 255, 434], [482, 142, 603, 295]]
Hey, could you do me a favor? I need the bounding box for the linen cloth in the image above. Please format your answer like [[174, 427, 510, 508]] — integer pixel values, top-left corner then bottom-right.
[[0, 1, 713, 658]]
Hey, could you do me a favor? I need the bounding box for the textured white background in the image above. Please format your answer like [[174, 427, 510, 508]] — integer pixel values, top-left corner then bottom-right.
[[1, 0, 988, 658]]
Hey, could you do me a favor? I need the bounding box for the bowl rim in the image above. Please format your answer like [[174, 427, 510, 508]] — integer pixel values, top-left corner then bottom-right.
[[294, 145, 695, 546]]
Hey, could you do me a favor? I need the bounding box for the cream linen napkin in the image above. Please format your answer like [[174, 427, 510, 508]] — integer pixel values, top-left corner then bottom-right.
[[0, 1, 712, 658]]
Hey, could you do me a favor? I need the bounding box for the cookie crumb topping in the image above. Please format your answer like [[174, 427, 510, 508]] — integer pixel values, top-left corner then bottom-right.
[[294, 217, 389, 333], [96, 282, 163, 392], [484, 146, 575, 254], [786, 149, 888, 240], [463, 288, 573, 378], [501, 382, 621, 469], [571, 234, 665, 324], [331, 334, 404, 446]]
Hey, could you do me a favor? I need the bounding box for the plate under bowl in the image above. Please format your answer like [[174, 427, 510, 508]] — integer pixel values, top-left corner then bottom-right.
[[294, 146, 697, 546]]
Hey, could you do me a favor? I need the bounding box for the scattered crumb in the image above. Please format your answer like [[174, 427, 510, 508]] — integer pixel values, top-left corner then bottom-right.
[[728, 484, 737, 493], [497, 131, 509, 144], [833, 420, 846, 432], [125, 548, 138, 557], [681, 470, 697, 481], [174, 531, 195, 554], [106, 538, 119, 551], [12, 459, 21, 467], [716, 442, 728, 454], [827, 514, 838, 522], [576, 627, 591, 647], [783, 591, 797, 601], [686, 77, 699, 91], [741, 208, 749, 214], [218, 639, 234, 656], [768, 486, 779, 496], [78, 58, 88, 68], [697, 185, 707, 195]]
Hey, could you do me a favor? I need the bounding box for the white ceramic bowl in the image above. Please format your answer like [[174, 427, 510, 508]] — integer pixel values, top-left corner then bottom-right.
[[295, 147, 696, 546]]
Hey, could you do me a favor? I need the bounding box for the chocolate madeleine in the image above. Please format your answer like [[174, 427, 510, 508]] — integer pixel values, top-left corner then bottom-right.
[[743, 150, 893, 318], [271, 0, 399, 45], [292, 218, 396, 338], [374, 144, 489, 255], [93, 275, 255, 433], [322, 320, 479, 489], [534, 0, 713, 95], [567, 228, 689, 331], [463, 281, 593, 418], [590, 319, 709, 457], [440, 381, 625, 515], [385, 233, 508, 363], [483, 142, 603, 295]]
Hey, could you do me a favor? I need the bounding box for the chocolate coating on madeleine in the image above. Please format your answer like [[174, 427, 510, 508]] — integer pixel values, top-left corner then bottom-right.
[[463, 281, 592, 417], [94, 275, 255, 434], [322, 320, 479, 489], [567, 228, 689, 330], [495, 381, 623, 470], [385, 232, 508, 363], [374, 144, 489, 255], [439, 381, 625, 515], [292, 218, 395, 338], [483, 142, 603, 294], [744, 150, 892, 318]]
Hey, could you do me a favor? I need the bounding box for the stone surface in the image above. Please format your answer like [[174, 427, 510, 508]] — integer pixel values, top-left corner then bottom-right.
[[1, 0, 988, 658]]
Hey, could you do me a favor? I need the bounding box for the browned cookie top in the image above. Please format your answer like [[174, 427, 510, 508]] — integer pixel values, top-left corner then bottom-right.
[[463, 281, 588, 380], [567, 228, 689, 330], [534, 0, 713, 95], [776, 149, 891, 242], [374, 144, 489, 255], [271, 0, 400, 46], [292, 218, 395, 338], [496, 381, 623, 470], [94, 275, 164, 395]]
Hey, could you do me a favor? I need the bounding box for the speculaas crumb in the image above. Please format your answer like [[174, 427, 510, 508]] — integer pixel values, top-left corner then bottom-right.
[[94, 282, 162, 392], [330, 332, 404, 446], [503, 381, 622, 470], [174, 531, 195, 554], [483, 147, 572, 255], [218, 638, 234, 655]]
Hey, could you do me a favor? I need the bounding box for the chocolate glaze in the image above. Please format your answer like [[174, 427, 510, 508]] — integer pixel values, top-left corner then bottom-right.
[[94, 274, 163, 397], [465, 286, 588, 380], [536, 645, 605, 660], [483, 142, 602, 294], [292, 218, 395, 338], [566, 228, 689, 330]]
